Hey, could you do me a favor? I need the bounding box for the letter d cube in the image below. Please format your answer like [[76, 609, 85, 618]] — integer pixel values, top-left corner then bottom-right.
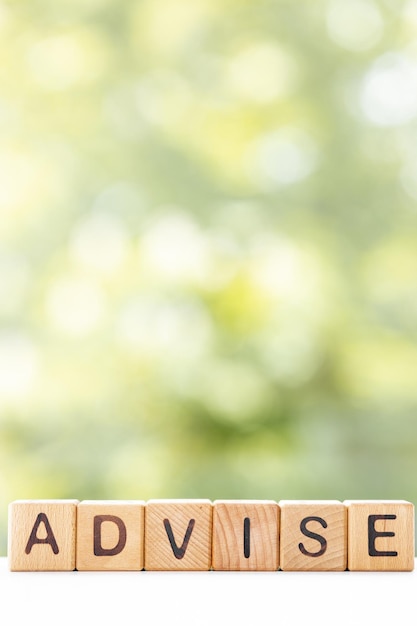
[[76, 501, 145, 570]]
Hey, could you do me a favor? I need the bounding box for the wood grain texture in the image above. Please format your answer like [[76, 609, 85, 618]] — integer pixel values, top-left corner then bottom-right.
[[279, 500, 347, 571], [212, 500, 279, 571], [8, 500, 78, 571], [76, 500, 145, 571], [145, 500, 212, 571], [345, 500, 414, 571]]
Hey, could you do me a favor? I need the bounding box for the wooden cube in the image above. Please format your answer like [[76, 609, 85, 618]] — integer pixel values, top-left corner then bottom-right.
[[279, 500, 347, 571], [145, 499, 212, 570], [8, 500, 78, 571], [345, 500, 414, 571], [76, 500, 145, 571], [212, 500, 279, 571]]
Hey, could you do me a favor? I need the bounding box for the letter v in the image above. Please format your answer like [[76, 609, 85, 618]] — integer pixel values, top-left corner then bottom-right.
[[163, 518, 195, 559]]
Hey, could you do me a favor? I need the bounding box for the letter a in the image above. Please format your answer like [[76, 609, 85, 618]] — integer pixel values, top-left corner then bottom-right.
[[25, 513, 59, 555]]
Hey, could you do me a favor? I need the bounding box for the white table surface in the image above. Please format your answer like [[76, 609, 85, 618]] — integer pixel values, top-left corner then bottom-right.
[[1, 557, 415, 626]]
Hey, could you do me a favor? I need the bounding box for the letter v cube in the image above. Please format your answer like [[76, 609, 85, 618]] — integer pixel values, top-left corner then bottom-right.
[[145, 500, 212, 570]]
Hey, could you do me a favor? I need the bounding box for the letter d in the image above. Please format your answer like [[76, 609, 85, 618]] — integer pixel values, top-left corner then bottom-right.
[[94, 515, 127, 556]]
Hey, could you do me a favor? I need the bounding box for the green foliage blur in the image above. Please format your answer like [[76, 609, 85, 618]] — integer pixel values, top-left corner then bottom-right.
[[1, 0, 417, 554]]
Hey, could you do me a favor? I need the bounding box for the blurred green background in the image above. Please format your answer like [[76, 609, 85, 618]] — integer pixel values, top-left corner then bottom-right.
[[1, 0, 417, 555]]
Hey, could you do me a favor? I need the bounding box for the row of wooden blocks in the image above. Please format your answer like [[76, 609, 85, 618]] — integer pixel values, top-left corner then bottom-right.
[[8, 499, 415, 572]]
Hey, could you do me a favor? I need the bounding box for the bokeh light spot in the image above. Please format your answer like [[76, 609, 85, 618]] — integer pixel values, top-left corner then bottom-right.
[[0, 253, 30, 315], [0, 331, 39, 402], [360, 53, 417, 126], [116, 296, 213, 359], [400, 157, 417, 201], [326, 0, 384, 52], [246, 127, 319, 190], [45, 275, 106, 336], [140, 211, 209, 284], [228, 42, 296, 104], [195, 360, 272, 424], [0, 151, 39, 213], [70, 211, 129, 275], [26, 32, 107, 91], [135, 70, 193, 128]]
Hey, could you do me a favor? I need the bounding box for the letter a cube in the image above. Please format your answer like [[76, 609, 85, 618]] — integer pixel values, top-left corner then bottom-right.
[[8, 500, 78, 571]]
